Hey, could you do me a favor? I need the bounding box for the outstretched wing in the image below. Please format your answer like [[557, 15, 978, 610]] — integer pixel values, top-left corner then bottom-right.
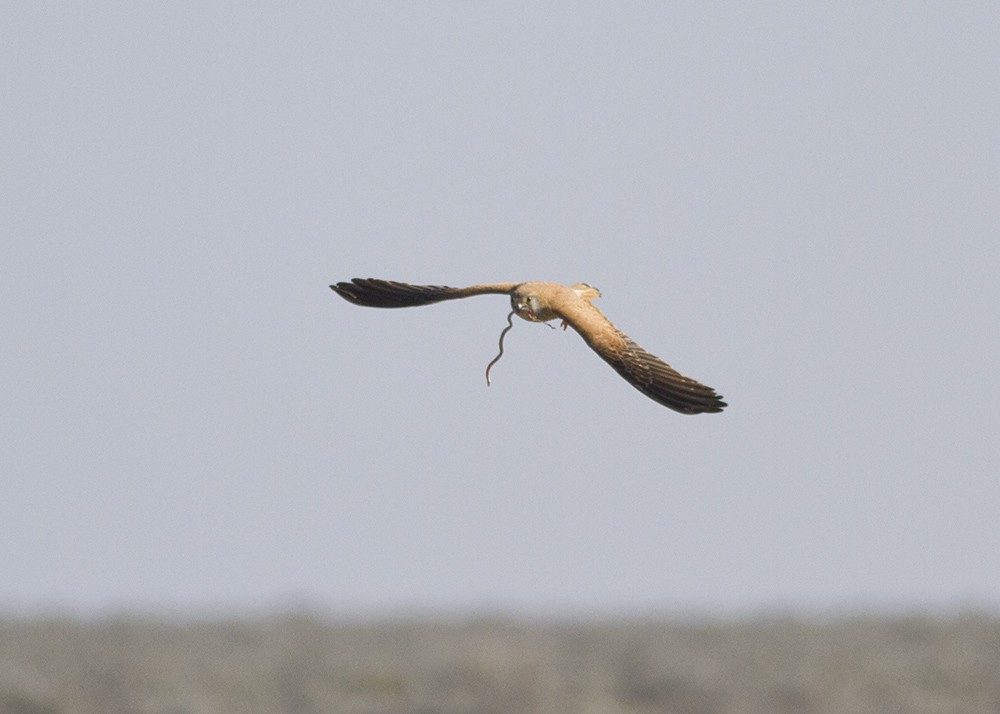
[[559, 299, 726, 414], [330, 278, 518, 308]]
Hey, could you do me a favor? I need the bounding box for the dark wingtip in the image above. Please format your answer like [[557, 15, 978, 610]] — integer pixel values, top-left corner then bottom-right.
[[703, 400, 727, 414], [707, 394, 727, 413], [677, 396, 726, 415], [328, 278, 458, 308], [330, 279, 363, 302], [697, 393, 727, 414]]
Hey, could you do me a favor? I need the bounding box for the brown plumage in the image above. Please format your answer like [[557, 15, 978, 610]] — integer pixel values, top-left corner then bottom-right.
[[330, 278, 726, 414]]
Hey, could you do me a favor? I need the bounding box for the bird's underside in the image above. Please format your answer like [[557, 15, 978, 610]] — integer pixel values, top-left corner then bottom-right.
[[330, 278, 726, 414]]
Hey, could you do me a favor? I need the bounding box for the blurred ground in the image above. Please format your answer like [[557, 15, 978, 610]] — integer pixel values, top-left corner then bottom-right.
[[1, 613, 998, 714]]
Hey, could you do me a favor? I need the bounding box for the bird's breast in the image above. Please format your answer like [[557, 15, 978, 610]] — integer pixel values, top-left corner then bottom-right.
[[517, 306, 558, 323]]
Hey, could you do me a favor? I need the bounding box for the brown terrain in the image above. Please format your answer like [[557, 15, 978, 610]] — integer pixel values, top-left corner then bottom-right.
[[1, 613, 998, 714]]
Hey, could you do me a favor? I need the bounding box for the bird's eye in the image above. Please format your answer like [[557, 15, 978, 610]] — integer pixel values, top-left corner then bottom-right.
[[525, 296, 533, 303]]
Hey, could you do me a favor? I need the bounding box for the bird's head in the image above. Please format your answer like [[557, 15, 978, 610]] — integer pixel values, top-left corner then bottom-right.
[[511, 292, 537, 321], [511, 289, 557, 323]]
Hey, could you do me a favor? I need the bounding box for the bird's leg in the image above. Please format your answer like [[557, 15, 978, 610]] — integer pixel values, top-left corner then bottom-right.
[[485, 310, 516, 386], [560, 320, 568, 331]]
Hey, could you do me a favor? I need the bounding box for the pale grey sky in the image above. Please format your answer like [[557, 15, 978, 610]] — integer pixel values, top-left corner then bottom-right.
[[3, 2, 998, 617]]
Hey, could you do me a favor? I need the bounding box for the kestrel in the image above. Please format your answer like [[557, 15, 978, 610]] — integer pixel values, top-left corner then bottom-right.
[[330, 278, 726, 414]]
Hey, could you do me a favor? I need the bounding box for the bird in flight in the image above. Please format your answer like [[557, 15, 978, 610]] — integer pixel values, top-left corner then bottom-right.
[[330, 278, 726, 414]]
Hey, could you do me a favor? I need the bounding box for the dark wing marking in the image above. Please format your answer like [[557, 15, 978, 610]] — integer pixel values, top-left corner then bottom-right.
[[558, 299, 726, 414], [330, 278, 517, 308], [599, 332, 726, 414]]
